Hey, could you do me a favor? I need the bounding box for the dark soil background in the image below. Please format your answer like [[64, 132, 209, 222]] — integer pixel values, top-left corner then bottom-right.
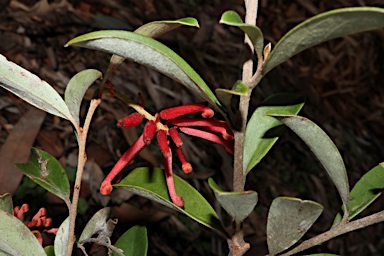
[[0, 0, 383, 255]]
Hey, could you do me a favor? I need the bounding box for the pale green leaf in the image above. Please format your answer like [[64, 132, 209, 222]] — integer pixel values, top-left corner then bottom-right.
[[65, 31, 221, 108], [263, 7, 384, 74], [54, 217, 70, 256], [244, 93, 305, 172], [267, 197, 323, 256], [334, 164, 384, 224], [64, 69, 102, 126], [0, 210, 46, 256], [0, 193, 13, 215], [269, 114, 349, 212], [216, 80, 248, 107], [0, 54, 74, 123], [134, 17, 199, 38], [79, 207, 111, 242], [208, 178, 257, 223], [115, 167, 227, 236], [220, 11, 264, 56], [113, 225, 148, 256]]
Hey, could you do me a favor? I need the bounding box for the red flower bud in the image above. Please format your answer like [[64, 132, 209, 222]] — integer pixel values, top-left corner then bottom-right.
[[117, 113, 143, 128], [169, 127, 183, 147], [179, 127, 234, 154], [171, 118, 234, 140], [159, 102, 214, 120], [143, 120, 157, 145], [164, 154, 184, 207], [173, 146, 192, 174], [157, 130, 171, 158]]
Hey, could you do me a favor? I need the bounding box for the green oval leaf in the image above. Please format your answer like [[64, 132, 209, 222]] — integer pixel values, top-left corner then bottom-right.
[[135, 17, 199, 39], [0, 193, 13, 214], [216, 80, 248, 107], [65, 31, 221, 108], [114, 167, 227, 236], [54, 217, 70, 256], [113, 225, 148, 256], [244, 93, 305, 172], [263, 7, 384, 75], [0, 210, 46, 256], [220, 11, 264, 56], [64, 69, 102, 126], [267, 197, 323, 256], [334, 163, 384, 225], [79, 207, 111, 242], [16, 148, 70, 208], [0, 54, 74, 123], [208, 178, 257, 223], [44, 246, 55, 256], [269, 114, 349, 212]]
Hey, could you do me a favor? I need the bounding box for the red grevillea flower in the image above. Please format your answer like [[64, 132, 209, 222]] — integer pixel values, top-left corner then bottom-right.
[[100, 102, 234, 207], [14, 204, 58, 245]]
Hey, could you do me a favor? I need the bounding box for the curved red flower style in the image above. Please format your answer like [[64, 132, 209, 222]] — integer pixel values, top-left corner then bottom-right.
[[100, 102, 234, 207]]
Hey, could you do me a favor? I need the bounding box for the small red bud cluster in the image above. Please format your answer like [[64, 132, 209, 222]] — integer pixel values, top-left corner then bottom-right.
[[101, 102, 234, 207], [14, 204, 58, 245]]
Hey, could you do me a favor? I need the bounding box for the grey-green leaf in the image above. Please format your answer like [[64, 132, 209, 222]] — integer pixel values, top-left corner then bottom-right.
[[113, 225, 148, 256], [0, 54, 74, 123], [220, 11, 264, 56], [115, 167, 227, 236], [79, 207, 111, 242], [208, 178, 257, 223], [64, 69, 102, 126], [16, 148, 70, 208], [334, 163, 384, 225], [244, 93, 305, 172], [0, 193, 13, 214], [267, 197, 323, 256], [134, 17, 199, 39], [0, 210, 46, 256], [54, 217, 70, 256], [263, 7, 384, 75], [216, 80, 248, 107], [65, 31, 221, 108], [269, 114, 349, 212]]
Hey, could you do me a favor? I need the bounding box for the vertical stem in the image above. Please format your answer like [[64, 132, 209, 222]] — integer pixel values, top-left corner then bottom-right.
[[66, 99, 101, 256], [230, 1, 259, 255]]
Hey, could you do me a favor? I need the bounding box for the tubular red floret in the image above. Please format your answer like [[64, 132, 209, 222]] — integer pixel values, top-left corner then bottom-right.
[[179, 127, 234, 154], [173, 146, 193, 174], [157, 130, 171, 158], [100, 134, 146, 195], [117, 113, 143, 128], [169, 127, 183, 147], [164, 154, 184, 207], [143, 120, 157, 145], [159, 102, 214, 120], [171, 118, 234, 140]]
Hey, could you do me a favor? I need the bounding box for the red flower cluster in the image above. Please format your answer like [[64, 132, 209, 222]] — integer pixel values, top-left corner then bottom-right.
[[100, 102, 234, 207], [14, 204, 58, 245]]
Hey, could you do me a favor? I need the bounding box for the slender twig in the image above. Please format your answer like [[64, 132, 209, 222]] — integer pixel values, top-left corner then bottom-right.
[[230, 1, 260, 255], [280, 210, 384, 256], [66, 99, 101, 256]]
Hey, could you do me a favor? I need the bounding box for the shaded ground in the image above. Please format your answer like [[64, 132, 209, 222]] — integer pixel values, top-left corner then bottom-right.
[[0, 0, 383, 255]]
